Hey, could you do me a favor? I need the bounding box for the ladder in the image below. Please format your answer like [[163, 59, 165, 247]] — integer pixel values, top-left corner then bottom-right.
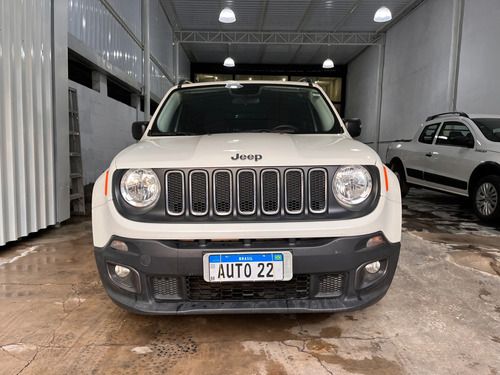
[[68, 88, 85, 215]]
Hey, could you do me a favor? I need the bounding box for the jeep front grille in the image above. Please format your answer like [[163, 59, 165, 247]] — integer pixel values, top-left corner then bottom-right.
[[165, 167, 328, 218], [115, 166, 380, 222]]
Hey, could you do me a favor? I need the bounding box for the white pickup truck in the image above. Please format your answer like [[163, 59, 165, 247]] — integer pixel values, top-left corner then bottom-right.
[[92, 80, 402, 315], [386, 111, 500, 221]]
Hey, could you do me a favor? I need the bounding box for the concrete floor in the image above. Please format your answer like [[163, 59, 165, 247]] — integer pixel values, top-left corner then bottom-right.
[[1, 189, 499, 375]]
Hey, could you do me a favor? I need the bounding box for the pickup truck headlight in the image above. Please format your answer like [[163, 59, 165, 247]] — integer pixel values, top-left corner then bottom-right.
[[333, 165, 373, 208], [120, 168, 160, 208]]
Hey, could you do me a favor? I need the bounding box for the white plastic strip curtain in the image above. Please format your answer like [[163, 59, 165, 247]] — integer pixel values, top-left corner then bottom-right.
[[0, 0, 56, 245]]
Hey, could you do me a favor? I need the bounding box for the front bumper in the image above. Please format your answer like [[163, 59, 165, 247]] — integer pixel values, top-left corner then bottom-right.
[[94, 233, 400, 315]]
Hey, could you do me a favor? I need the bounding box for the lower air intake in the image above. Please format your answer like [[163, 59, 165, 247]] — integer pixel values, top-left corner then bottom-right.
[[317, 274, 345, 296], [187, 275, 310, 301], [152, 277, 181, 299]]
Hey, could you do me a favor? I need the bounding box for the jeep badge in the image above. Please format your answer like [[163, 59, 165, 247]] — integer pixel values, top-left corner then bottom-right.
[[231, 153, 262, 162]]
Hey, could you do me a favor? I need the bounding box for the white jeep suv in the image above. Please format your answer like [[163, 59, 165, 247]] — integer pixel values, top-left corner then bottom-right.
[[92, 80, 402, 315]]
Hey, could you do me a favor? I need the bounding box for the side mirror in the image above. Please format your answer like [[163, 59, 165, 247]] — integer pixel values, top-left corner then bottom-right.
[[132, 121, 149, 140], [343, 118, 362, 137]]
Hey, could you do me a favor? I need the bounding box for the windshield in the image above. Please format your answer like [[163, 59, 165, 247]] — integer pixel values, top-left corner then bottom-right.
[[151, 84, 342, 135], [472, 118, 500, 142]]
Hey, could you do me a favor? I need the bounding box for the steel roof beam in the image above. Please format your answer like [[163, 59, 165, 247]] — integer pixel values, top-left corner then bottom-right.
[[175, 31, 384, 46]]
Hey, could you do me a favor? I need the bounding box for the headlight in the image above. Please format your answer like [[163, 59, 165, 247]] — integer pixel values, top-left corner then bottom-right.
[[333, 165, 372, 207], [120, 168, 160, 208]]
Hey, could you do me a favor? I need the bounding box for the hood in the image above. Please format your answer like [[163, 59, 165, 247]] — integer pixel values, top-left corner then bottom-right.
[[112, 133, 379, 169]]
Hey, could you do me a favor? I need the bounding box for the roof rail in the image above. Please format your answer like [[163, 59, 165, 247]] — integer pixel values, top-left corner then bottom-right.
[[298, 77, 313, 86], [177, 79, 192, 88], [426, 112, 469, 121]]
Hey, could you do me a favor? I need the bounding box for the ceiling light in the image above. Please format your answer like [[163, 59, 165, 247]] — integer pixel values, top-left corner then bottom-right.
[[374, 6, 392, 22], [219, 7, 236, 23], [225, 82, 243, 89], [223, 57, 235, 67], [322, 58, 334, 69]]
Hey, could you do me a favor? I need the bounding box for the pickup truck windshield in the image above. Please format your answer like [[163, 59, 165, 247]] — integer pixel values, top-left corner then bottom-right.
[[472, 118, 500, 142], [151, 84, 342, 135]]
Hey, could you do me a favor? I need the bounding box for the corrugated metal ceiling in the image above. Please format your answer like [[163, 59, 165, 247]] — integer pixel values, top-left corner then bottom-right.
[[161, 0, 425, 65]]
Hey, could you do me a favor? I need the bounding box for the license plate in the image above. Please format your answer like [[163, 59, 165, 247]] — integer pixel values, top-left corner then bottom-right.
[[203, 251, 293, 282]]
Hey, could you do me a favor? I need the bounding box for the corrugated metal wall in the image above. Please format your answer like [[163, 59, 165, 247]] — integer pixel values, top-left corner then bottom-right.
[[68, 0, 143, 84], [68, 0, 177, 99], [150, 0, 175, 97], [0, 0, 67, 246], [106, 0, 142, 40]]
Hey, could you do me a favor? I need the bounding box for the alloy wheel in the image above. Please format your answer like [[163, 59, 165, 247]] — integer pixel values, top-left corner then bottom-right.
[[475, 182, 498, 216]]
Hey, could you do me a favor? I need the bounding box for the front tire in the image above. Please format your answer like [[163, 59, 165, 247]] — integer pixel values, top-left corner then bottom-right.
[[390, 161, 410, 198], [472, 175, 500, 222]]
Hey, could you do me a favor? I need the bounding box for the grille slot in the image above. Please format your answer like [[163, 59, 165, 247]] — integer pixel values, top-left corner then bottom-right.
[[309, 169, 327, 214], [152, 277, 180, 299], [190, 170, 208, 215], [261, 170, 279, 215], [237, 170, 256, 215], [213, 170, 232, 215], [285, 169, 304, 214], [187, 275, 310, 301], [166, 171, 185, 215]]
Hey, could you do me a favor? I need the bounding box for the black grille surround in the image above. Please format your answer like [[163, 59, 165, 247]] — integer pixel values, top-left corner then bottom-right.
[[112, 165, 380, 222]]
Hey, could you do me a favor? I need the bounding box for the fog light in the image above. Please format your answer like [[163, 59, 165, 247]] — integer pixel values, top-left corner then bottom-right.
[[106, 262, 141, 294], [365, 261, 381, 274], [110, 240, 128, 251], [115, 265, 130, 278], [355, 259, 388, 291]]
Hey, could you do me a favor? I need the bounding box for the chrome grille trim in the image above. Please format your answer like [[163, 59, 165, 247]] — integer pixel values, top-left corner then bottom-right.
[[213, 170, 232, 216], [284, 169, 304, 214], [189, 170, 209, 216], [261, 169, 280, 215], [166, 171, 185, 216], [163, 167, 330, 218], [309, 168, 327, 214], [237, 170, 256, 215]]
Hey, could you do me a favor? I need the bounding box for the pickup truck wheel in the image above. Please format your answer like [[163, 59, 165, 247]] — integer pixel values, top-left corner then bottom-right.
[[472, 175, 500, 221], [390, 162, 409, 198]]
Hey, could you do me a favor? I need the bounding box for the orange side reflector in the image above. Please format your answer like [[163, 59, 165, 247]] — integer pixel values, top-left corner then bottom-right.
[[105, 170, 109, 196], [383, 166, 389, 191]]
